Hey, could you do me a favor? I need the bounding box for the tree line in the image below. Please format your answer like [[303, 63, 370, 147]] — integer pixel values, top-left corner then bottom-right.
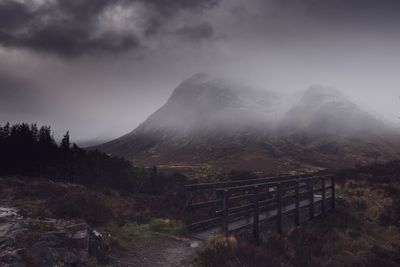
[[0, 123, 185, 193]]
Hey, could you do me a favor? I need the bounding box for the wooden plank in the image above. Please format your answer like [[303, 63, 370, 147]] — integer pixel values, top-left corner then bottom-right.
[[189, 199, 218, 210], [185, 190, 192, 228], [215, 197, 277, 216], [222, 189, 229, 236], [253, 186, 260, 243], [277, 183, 282, 234], [186, 174, 335, 240], [309, 180, 314, 219], [321, 177, 326, 217], [187, 216, 220, 229], [331, 176, 335, 210], [295, 181, 300, 226], [184, 174, 310, 191], [214, 175, 328, 193], [190, 196, 324, 240], [189, 191, 275, 211]]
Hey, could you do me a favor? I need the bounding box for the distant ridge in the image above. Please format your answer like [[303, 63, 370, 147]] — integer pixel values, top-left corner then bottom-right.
[[95, 73, 400, 176]]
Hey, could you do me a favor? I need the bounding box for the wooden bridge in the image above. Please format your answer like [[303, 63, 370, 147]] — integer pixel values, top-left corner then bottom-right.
[[184, 174, 335, 241]]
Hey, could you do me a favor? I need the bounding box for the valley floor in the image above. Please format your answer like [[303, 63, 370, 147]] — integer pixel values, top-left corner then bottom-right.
[[1, 160, 400, 267]]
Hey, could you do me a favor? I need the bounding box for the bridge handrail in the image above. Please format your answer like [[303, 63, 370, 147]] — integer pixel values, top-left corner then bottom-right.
[[183, 173, 321, 191], [184, 174, 336, 239], [214, 175, 332, 193]]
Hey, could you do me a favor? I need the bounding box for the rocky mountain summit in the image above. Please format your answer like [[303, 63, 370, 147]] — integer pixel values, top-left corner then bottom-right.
[[97, 73, 400, 175]]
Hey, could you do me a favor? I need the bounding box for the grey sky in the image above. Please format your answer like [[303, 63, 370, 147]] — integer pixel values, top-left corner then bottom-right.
[[1, 0, 400, 144]]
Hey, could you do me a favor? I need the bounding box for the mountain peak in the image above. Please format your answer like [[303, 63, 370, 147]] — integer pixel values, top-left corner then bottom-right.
[[181, 72, 213, 84], [297, 85, 351, 108], [305, 85, 343, 96], [95, 74, 397, 174]]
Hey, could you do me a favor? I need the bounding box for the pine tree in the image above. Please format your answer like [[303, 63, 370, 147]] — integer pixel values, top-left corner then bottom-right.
[[61, 131, 70, 150]]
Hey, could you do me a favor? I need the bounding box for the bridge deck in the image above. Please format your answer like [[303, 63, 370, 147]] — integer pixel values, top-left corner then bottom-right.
[[191, 195, 329, 240]]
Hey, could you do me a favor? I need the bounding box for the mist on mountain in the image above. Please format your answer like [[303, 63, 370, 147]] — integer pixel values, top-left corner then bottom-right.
[[96, 73, 400, 175]]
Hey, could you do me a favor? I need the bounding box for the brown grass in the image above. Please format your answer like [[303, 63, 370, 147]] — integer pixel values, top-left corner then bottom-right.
[[196, 177, 400, 267]]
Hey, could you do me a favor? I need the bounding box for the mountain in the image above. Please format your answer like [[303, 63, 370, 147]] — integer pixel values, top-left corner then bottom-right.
[[280, 85, 385, 137], [132, 73, 285, 135], [96, 73, 400, 176]]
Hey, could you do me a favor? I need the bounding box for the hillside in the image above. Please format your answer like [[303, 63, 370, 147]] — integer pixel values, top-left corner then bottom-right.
[[96, 73, 400, 176]]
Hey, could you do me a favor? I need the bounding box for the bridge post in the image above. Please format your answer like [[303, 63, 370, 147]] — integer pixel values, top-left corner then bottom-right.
[[309, 180, 314, 219], [331, 175, 335, 210], [277, 183, 282, 234], [253, 185, 260, 243], [184, 190, 192, 229], [321, 177, 326, 217], [222, 189, 229, 236], [295, 181, 300, 226]]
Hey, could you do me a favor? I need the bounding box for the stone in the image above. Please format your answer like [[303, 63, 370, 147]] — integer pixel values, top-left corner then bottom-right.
[[32, 241, 60, 267], [64, 251, 80, 264], [190, 241, 199, 248], [0, 249, 22, 264], [67, 223, 88, 233], [92, 229, 102, 238], [88, 234, 110, 264], [72, 230, 88, 240], [0, 237, 16, 247]]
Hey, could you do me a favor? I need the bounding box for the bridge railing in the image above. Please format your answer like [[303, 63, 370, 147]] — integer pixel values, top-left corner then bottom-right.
[[184, 174, 335, 240], [184, 174, 311, 231]]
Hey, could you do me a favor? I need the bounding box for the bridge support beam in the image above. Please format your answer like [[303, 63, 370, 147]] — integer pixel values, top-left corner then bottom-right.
[[222, 189, 229, 236], [253, 185, 260, 243], [309, 181, 314, 219], [184, 190, 192, 230], [295, 181, 300, 226], [321, 177, 326, 217], [331, 175, 335, 210], [277, 183, 282, 234]]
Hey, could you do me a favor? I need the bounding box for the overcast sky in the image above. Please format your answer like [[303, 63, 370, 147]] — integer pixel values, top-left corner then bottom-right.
[[1, 0, 400, 144]]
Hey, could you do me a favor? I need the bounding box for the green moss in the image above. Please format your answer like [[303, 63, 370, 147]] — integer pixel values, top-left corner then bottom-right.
[[104, 218, 184, 242], [148, 218, 184, 235]]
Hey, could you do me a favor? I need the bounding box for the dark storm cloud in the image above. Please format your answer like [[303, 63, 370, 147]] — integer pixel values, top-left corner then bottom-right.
[[0, 0, 219, 57], [175, 24, 214, 43], [0, 1, 33, 30]]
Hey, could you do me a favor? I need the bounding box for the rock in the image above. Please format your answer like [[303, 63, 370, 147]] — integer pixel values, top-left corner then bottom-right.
[[190, 241, 199, 248], [67, 223, 88, 233], [0, 250, 22, 263], [67, 223, 89, 250], [64, 251, 80, 264], [9, 262, 27, 267], [89, 232, 110, 264], [0, 205, 113, 267], [72, 230, 88, 240], [32, 241, 60, 267], [0, 248, 26, 264], [92, 229, 102, 238], [40, 231, 66, 245], [0, 237, 16, 247]]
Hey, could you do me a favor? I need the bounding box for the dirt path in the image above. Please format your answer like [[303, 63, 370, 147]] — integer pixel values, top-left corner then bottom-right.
[[111, 236, 201, 267]]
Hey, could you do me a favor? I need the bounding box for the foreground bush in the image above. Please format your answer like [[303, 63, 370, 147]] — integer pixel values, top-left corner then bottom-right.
[[196, 235, 287, 267], [47, 191, 114, 225], [196, 173, 400, 267]]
